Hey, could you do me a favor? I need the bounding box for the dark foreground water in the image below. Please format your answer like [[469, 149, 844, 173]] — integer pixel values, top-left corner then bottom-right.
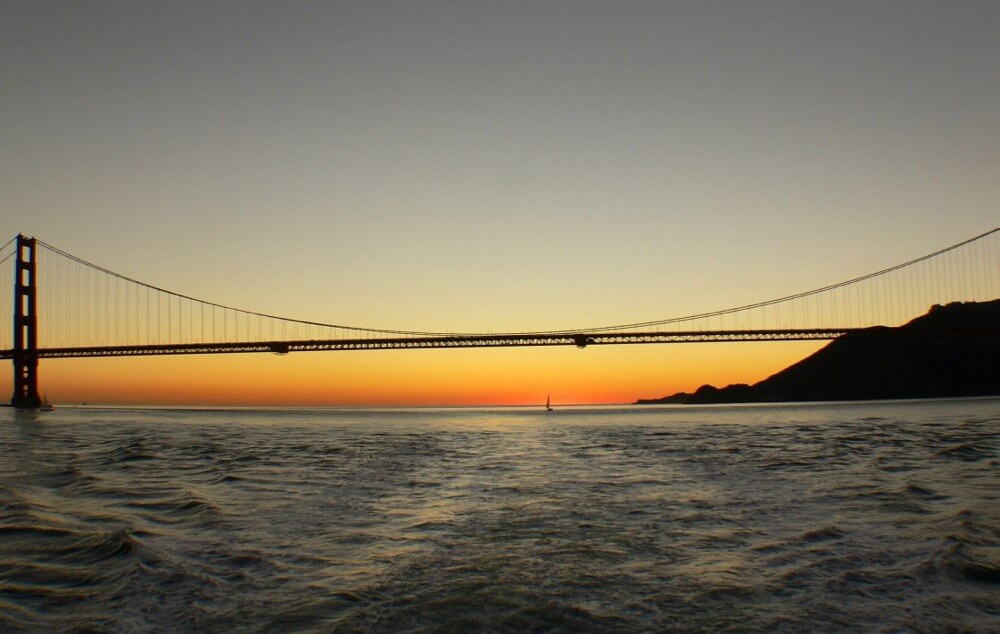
[[0, 399, 997, 632]]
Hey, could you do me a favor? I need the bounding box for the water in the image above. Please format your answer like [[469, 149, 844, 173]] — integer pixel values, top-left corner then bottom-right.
[[1, 399, 997, 632]]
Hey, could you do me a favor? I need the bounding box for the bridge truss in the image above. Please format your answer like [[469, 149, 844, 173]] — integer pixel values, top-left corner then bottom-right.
[[12, 328, 856, 359]]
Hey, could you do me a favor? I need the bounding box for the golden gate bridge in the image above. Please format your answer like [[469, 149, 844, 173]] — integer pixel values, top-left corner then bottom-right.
[[2, 228, 998, 407]]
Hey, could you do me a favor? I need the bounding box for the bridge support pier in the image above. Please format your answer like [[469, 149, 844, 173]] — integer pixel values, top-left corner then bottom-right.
[[10, 235, 41, 408]]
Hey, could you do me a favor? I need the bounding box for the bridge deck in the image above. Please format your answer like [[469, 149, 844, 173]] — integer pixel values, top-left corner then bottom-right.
[[0, 329, 857, 359]]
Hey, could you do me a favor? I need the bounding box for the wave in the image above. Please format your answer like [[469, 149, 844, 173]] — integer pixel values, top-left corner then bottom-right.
[[0, 519, 144, 629], [0, 398, 996, 631]]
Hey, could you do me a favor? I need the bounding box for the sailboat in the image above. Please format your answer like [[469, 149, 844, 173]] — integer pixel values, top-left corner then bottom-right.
[[546, 394, 553, 412]]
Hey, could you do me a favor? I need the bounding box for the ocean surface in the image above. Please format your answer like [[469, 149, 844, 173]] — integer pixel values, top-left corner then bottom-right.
[[0, 399, 997, 632]]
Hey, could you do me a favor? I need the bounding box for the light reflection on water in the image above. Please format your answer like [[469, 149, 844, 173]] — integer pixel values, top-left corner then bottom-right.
[[0, 398, 997, 631]]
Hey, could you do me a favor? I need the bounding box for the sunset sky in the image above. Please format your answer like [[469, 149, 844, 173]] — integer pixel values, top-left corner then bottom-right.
[[2, 1, 997, 405]]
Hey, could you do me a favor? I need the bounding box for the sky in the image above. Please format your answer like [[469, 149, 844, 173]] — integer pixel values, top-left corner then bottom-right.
[[2, 1, 998, 405]]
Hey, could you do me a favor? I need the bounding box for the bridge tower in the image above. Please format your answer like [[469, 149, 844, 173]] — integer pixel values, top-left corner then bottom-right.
[[10, 234, 41, 408]]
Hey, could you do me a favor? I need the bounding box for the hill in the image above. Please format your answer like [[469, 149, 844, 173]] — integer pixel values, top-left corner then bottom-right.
[[636, 300, 1000, 405]]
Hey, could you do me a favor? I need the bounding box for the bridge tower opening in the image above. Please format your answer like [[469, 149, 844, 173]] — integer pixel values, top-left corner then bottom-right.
[[10, 234, 41, 408]]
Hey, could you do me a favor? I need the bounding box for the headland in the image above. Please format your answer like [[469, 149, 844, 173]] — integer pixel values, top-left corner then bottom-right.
[[636, 300, 1000, 405]]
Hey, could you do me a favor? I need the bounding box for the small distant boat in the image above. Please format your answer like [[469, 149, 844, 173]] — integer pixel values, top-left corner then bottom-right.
[[40, 394, 55, 411], [546, 394, 553, 412]]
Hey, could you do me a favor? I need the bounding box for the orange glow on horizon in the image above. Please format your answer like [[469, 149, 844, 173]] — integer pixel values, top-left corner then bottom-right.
[[0, 341, 826, 407]]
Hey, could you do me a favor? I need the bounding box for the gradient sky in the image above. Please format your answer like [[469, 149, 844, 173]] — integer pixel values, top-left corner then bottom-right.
[[2, 1, 998, 405]]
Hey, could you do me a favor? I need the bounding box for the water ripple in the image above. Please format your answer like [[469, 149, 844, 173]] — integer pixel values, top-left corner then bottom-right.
[[0, 399, 997, 631]]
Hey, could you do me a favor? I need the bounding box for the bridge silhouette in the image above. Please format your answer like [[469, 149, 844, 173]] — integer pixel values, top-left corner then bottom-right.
[[2, 228, 998, 407]]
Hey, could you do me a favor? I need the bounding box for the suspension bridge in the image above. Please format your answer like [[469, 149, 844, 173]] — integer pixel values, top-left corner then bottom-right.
[[2, 229, 998, 407]]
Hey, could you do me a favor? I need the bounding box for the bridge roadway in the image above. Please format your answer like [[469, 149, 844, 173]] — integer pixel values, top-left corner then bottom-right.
[[1, 328, 858, 359]]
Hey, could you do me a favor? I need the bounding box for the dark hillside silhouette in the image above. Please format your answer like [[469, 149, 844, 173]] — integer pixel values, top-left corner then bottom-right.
[[637, 300, 1000, 404]]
